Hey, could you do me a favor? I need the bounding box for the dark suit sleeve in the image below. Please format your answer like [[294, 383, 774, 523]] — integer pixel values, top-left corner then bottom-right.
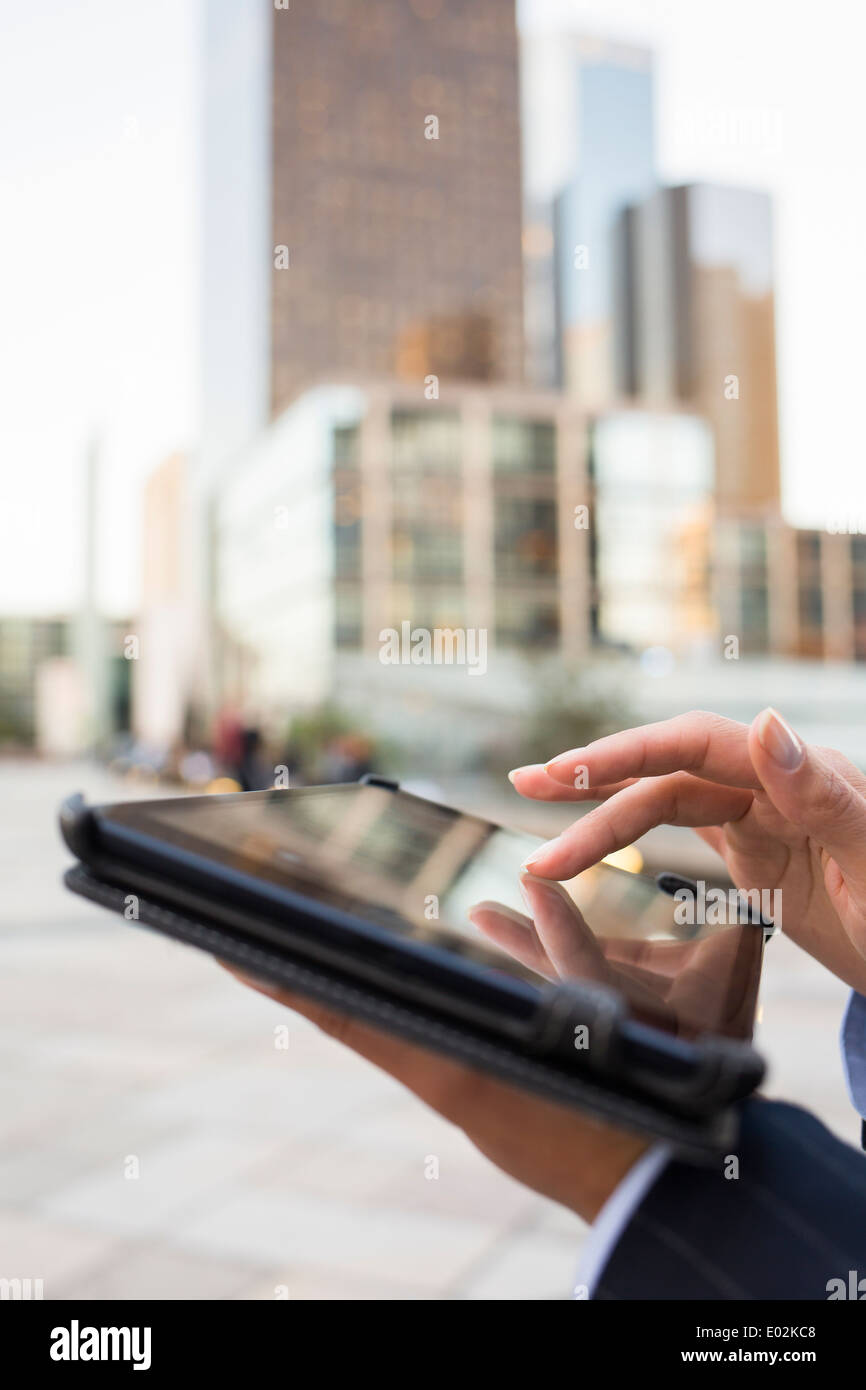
[[595, 1100, 866, 1299]]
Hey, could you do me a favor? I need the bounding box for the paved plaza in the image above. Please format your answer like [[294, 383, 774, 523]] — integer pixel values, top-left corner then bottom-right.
[[0, 760, 858, 1299]]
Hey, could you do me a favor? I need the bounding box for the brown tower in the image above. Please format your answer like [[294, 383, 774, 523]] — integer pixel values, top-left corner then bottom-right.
[[618, 182, 781, 514], [269, 0, 525, 414]]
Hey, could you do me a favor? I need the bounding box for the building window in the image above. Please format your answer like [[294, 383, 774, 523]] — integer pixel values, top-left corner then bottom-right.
[[495, 594, 559, 648], [391, 410, 463, 587], [333, 424, 360, 470], [494, 496, 558, 580], [335, 586, 362, 649], [738, 526, 769, 653], [389, 591, 467, 634], [492, 417, 556, 474], [796, 532, 824, 657], [391, 410, 460, 473]]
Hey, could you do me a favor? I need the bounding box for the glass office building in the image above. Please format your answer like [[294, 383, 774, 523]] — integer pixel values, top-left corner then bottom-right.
[[520, 35, 657, 401], [202, 0, 525, 468], [713, 520, 866, 663], [617, 182, 780, 513], [210, 381, 866, 764], [212, 380, 587, 735]]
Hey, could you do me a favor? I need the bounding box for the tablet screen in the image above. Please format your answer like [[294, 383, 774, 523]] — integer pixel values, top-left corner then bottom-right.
[[99, 784, 763, 1039]]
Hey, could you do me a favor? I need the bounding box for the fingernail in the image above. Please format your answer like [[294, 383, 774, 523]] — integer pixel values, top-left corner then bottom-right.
[[507, 764, 539, 784], [757, 707, 804, 771], [544, 752, 585, 784], [523, 835, 562, 870], [518, 874, 550, 912], [520, 871, 555, 898], [471, 901, 529, 927]]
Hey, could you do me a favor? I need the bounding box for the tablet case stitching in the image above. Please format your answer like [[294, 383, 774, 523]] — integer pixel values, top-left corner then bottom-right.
[[64, 864, 737, 1159]]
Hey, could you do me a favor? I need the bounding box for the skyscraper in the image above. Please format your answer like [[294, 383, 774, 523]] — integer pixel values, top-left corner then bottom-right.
[[201, 0, 525, 478], [617, 182, 781, 513], [520, 33, 657, 399]]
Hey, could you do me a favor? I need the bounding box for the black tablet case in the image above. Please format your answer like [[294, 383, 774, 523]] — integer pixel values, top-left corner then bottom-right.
[[64, 859, 753, 1162]]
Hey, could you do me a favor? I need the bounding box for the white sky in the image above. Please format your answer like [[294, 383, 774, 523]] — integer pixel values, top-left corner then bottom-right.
[[2, 0, 865, 616], [0, 0, 198, 617]]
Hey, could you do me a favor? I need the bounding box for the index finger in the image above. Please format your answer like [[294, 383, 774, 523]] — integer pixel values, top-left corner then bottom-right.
[[543, 711, 760, 791]]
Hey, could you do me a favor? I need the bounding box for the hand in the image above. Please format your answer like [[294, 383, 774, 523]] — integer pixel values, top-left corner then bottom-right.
[[472, 874, 761, 1038], [509, 707, 866, 994], [220, 960, 648, 1223]]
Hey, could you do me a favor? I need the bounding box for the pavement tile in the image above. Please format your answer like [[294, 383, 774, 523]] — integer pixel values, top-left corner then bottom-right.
[[2, 760, 863, 1299], [235, 1266, 434, 1300], [0, 1210, 118, 1294], [37, 1132, 282, 1237], [455, 1228, 580, 1300], [50, 1245, 261, 1301], [172, 1188, 501, 1289]]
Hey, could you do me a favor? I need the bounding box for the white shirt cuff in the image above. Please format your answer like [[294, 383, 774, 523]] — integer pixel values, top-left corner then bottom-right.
[[573, 1142, 672, 1299]]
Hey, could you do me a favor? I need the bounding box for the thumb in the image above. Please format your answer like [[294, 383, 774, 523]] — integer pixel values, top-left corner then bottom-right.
[[749, 707, 866, 897]]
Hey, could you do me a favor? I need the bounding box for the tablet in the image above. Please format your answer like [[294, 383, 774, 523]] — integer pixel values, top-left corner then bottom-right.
[[60, 778, 766, 1157]]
